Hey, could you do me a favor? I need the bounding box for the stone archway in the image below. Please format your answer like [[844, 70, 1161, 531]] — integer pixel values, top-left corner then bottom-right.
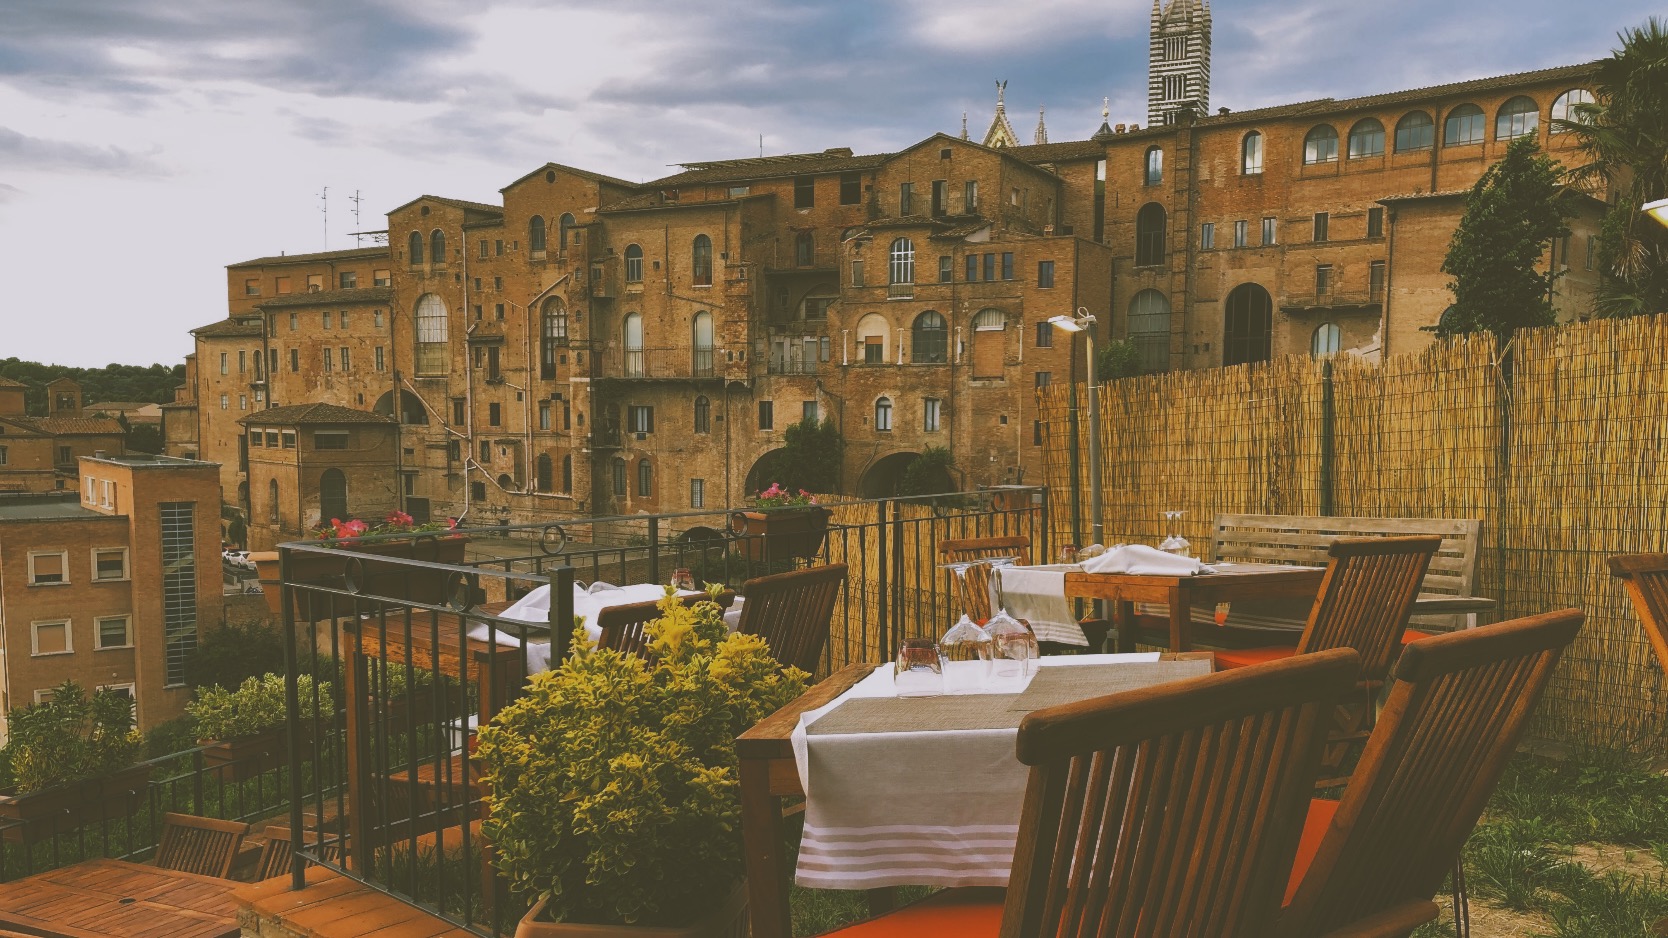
[[858, 451, 921, 498]]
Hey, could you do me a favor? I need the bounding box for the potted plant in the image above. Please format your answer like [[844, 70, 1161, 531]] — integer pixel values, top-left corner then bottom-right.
[[478, 588, 808, 936], [0, 682, 148, 843], [188, 673, 331, 782], [728, 484, 831, 564], [251, 511, 468, 616]]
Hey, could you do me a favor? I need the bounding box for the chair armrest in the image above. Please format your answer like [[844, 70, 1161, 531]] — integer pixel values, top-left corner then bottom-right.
[[1313, 899, 1440, 938]]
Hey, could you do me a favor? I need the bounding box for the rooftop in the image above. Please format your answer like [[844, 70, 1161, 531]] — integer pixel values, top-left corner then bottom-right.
[[646, 147, 891, 188], [255, 286, 394, 309], [190, 317, 265, 338], [0, 376, 26, 389], [82, 452, 219, 469], [227, 245, 390, 269], [0, 492, 105, 522], [239, 402, 395, 427], [9, 416, 123, 435]]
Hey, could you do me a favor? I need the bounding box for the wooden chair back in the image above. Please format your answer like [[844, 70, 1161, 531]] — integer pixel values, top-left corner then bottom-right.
[[938, 535, 1032, 564], [1279, 609, 1584, 937], [595, 590, 736, 660], [1002, 648, 1360, 938], [1608, 553, 1668, 670], [253, 824, 345, 881], [155, 812, 251, 879], [952, 561, 997, 623], [1296, 536, 1442, 683], [738, 564, 848, 673]]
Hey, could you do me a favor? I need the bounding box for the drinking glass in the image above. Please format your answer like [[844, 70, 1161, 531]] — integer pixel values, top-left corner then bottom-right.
[[940, 614, 992, 692], [1158, 511, 1192, 557], [894, 639, 945, 698], [986, 610, 1038, 685]]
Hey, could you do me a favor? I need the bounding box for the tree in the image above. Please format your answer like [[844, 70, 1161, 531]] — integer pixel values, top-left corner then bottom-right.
[[183, 620, 286, 692], [1561, 17, 1668, 318], [898, 446, 955, 497], [1096, 340, 1143, 379], [1436, 136, 1574, 341], [767, 417, 844, 495]]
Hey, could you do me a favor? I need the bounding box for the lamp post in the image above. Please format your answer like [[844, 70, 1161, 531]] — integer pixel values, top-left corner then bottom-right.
[[1646, 197, 1668, 230], [1050, 309, 1103, 546]]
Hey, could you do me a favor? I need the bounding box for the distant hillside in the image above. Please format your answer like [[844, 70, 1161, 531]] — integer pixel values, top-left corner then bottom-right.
[[0, 358, 185, 417]]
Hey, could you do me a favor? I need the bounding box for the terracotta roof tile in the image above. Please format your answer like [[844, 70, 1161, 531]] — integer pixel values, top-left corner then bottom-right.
[[0, 376, 26, 388], [1006, 140, 1107, 163], [645, 149, 891, 188], [228, 246, 390, 268], [255, 286, 394, 309], [239, 402, 395, 426], [190, 318, 265, 338], [12, 416, 123, 435]]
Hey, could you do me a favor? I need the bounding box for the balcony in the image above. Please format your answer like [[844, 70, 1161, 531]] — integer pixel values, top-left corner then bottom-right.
[[1280, 291, 1383, 314], [887, 282, 915, 299], [589, 344, 721, 381]]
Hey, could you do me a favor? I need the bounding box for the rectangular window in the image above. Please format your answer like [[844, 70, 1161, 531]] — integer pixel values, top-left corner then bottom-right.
[[964, 180, 978, 213], [276, 276, 292, 294], [1035, 322, 1053, 348], [322, 311, 332, 330], [96, 616, 132, 650], [1367, 207, 1384, 238], [160, 501, 198, 686], [307, 274, 324, 292], [93, 548, 128, 581], [923, 398, 941, 432], [1201, 222, 1215, 249], [493, 276, 502, 291], [1316, 264, 1333, 295], [1233, 220, 1247, 248], [864, 337, 884, 364], [1313, 212, 1329, 242], [248, 428, 263, 448], [1370, 260, 1386, 297], [1035, 371, 1052, 387], [313, 430, 349, 450], [452, 399, 465, 425], [340, 310, 350, 328], [690, 478, 705, 508], [851, 259, 864, 287], [938, 256, 953, 282], [983, 253, 996, 280], [373, 310, 383, 328], [219, 353, 228, 375], [479, 240, 490, 258], [931, 179, 947, 216], [238, 350, 246, 373], [1586, 234, 1596, 270], [375, 346, 385, 371], [31, 620, 71, 656], [495, 303, 505, 320], [244, 278, 260, 296], [288, 312, 298, 331], [489, 403, 502, 427], [219, 393, 229, 411], [289, 348, 299, 372], [1163, 74, 1183, 99], [801, 400, 819, 423], [1001, 252, 1014, 280], [794, 175, 815, 209], [1263, 217, 1278, 245], [373, 269, 391, 287], [0, 445, 7, 466], [323, 348, 333, 372], [965, 255, 978, 282], [727, 186, 749, 198], [281, 430, 296, 449], [28, 551, 67, 586], [100, 479, 113, 508], [488, 345, 500, 379], [265, 430, 278, 447], [898, 183, 912, 215], [339, 271, 358, 288], [1037, 260, 1055, 288], [840, 172, 861, 205], [339, 347, 350, 370], [629, 405, 654, 433], [758, 400, 774, 430], [538, 401, 551, 430], [1033, 421, 1045, 446], [268, 348, 277, 373]]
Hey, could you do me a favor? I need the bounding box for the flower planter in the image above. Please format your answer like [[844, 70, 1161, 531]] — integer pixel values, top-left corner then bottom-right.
[[728, 508, 830, 564], [199, 728, 292, 783], [0, 764, 153, 844], [251, 534, 469, 618], [515, 882, 749, 938]]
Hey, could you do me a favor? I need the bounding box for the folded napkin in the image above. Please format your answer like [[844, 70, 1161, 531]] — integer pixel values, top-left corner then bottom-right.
[[994, 565, 1087, 646], [1081, 544, 1218, 576]]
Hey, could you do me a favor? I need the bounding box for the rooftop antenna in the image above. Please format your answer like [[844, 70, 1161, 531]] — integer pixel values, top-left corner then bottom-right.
[[349, 190, 363, 247], [759, 134, 764, 157], [318, 186, 329, 251]]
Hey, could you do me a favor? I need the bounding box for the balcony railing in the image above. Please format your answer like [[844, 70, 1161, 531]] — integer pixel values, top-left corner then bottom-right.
[[589, 344, 719, 380], [273, 488, 1049, 936]]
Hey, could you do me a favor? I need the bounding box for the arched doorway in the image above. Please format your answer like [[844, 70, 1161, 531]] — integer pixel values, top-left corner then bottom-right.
[[373, 390, 428, 425], [744, 448, 790, 497], [1223, 283, 1273, 366], [859, 451, 924, 498]]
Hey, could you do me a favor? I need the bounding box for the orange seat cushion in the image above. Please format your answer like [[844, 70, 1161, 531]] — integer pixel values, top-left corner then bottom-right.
[[1284, 798, 1341, 906], [1214, 645, 1298, 670], [819, 887, 1004, 938], [1401, 629, 1434, 645]]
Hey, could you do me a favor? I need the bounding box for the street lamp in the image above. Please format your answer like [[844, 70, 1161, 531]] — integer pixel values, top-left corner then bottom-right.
[[1646, 197, 1668, 230], [1050, 309, 1103, 547]]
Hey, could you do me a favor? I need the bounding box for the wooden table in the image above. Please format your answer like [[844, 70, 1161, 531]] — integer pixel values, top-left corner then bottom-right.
[[1067, 564, 1328, 653], [0, 858, 242, 938], [739, 653, 1215, 938]]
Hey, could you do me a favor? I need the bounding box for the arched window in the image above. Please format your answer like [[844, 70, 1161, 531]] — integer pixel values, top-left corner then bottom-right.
[[1444, 104, 1485, 146], [624, 243, 643, 281], [407, 231, 424, 266], [874, 397, 893, 431], [692, 311, 714, 377], [1223, 283, 1273, 367], [413, 293, 448, 375], [693, 395, 711, 434], [857, 313, 889, 364], [319, 469, 348, 523], [622, 312, 644, 377], [692, 234, 712, 286], [1127, 289, 1171, 373], [1144, 146, 1164, 185], [970, 308, 1006, 378], [911, 311, 947, 364], [536, 454, 553, 493], [497, 473, 515, 492], [796, 232, 815, 267], [1347, 118, 1385, 159], [889, 237, 915, 285], [1394, 111, 1434, 152], [1496, 96, 1539, 140], [637, 459, 653, 497], [1311, 322, 1342, 358], [612, 457, 626, 497], [562, 454, 573, 492], [267, 479, 279, 523], [559, 213, 576, 251], [1241, 132, 1264, 175], [529, 215, 546, 255], [540, 298, 566, 380], [1550, 89, 1595, 133], [1303, 125, 1339, 164], [1135, 203, 1167, 267], [429, 229, 446, 266]]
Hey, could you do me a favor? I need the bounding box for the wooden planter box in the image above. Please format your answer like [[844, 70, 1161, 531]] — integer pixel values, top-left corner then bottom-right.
[[516, 882, 748, 938], [199, 728, 292, 783], [0, 764, 153, 844], [728, 508, 830, 564], [251, 535, 469, 618]]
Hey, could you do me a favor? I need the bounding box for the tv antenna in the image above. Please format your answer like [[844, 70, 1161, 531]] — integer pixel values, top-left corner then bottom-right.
[[318, 186, 329, 250], [349, 190, 363, 247]]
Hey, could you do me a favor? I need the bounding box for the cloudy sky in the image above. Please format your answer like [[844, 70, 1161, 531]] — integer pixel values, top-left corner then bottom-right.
[[0, 0, 1651, 368]]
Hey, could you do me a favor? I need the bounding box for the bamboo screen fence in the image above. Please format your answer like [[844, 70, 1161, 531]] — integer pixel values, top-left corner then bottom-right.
[[1039, 317, 1668, 749]]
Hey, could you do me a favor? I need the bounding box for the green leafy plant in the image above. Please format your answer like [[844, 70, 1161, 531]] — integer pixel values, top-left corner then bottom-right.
[[898, 445, 955, 496], [478, 588, 809, 927], [749, 482, 821, 509], [186, 673, 330, 741], [3, 682, 143, 794], [184, 620, 287, 693], [1097, 339, 1143, 379], [310, 511, 459, 545]]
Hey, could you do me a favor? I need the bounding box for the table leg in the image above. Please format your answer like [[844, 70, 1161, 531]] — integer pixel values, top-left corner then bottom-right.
[[1168, 586, 1192, 652], [741, 756, 791, 938], [1114, 600, 1137, 654]]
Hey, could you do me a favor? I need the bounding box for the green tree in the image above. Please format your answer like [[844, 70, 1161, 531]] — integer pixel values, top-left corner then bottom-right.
[[768, 417, 844, 495], [898, 446, 955, 497], [1436, 136, 1574, 340], [1561, 18, 1668, 318], [183, 621, 286, 693], [1096, 339, 1143, 379]]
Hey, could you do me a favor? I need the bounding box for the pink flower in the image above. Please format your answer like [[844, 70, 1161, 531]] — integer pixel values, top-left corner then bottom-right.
[[385, 510, 415, 528]]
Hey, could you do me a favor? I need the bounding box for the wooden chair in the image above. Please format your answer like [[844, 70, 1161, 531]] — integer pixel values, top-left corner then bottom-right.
[[1279, 608, 1584, 938], [939, 536, 1112, 653], [938, 535, 1033, 563], [252, 823, 345, 881], [737, 564, 847, 673], [820, 648, 1361, 938], [595, 590, 736, 659], [155, 812, 251, 879], [1607, 553, 1668, 669]]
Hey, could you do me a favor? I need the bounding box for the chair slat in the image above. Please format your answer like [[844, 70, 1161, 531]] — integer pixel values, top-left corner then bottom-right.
[[737, 564, 847, 674], [155, 812, 250, 879]]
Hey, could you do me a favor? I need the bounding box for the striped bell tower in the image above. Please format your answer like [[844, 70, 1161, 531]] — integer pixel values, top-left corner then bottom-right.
[[1148, 0, 1211, 126]]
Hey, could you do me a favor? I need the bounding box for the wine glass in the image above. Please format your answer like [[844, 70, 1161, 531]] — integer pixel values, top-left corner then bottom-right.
[[1158, 511, 1191, 557], [986, 609, 1038, 686], [940, 614, 992, 693], [895, 639, 945, 698]]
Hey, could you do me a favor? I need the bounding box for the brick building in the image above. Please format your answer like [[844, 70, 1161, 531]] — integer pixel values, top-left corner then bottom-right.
[[177, 9, 1605, 533], [0, 454, 222, 738], [0, 377, 125, 495], [241, 403, 400, 551]]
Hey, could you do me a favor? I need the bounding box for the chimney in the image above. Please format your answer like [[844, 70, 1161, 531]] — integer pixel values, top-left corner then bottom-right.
[[93, 450, 107, 459]]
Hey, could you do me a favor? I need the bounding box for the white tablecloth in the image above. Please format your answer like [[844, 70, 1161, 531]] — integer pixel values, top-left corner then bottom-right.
[[790, 653, 1161, 890], [995, 565, 1088, 646], [470, 583, 742, 673]]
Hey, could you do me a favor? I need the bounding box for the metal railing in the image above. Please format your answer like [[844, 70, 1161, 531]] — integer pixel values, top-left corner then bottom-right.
[[275, 487, 1049, 935]]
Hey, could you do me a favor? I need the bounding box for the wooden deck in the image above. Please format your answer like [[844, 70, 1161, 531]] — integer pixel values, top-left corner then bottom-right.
[[235, 865, 477, 938]]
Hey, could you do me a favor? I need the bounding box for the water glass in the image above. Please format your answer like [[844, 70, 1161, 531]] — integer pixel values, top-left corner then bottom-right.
[[985, 610, 1038, 685], [894, 639, 945, 698]]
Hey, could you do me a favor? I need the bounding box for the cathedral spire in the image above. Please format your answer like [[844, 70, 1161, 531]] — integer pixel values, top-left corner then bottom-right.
[[961, 111, 968, 140], [1093, 96, 1116, 142], [980, 79, 1019, 148], [1034, 105, 1048, 145], [1149, 0, 1212, 126]]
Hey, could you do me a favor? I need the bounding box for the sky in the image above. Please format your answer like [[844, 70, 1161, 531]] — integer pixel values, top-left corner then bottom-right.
[[0, 0, 1654, 369]]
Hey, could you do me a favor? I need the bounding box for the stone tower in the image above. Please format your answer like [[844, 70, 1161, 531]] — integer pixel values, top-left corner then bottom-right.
[[1148, 0, 1211, 127]]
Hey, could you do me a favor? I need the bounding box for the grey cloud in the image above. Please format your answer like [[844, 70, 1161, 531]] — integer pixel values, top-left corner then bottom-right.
[[0, 183, 22, 203], [0, 126, 168, 176]]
